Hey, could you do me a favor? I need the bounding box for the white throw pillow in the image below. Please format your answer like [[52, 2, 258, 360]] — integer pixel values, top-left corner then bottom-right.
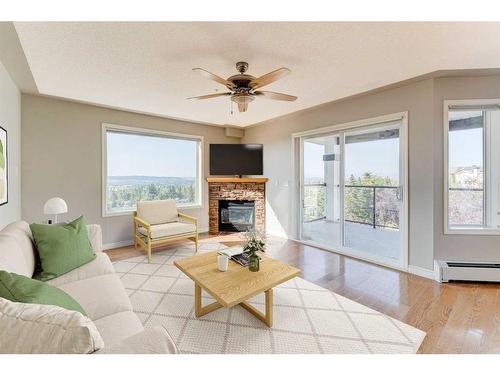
[[0, 297, 104, 354]]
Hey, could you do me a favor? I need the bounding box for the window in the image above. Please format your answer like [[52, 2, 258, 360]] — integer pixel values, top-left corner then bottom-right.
[[445, 101, 500, 233], [102, 124, 202, 216]]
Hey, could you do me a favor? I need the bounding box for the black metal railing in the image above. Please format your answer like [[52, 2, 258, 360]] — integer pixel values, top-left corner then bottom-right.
[[448, 187, 483, 192], [303, 183, 400, 229], [344, 185, 400, 229]]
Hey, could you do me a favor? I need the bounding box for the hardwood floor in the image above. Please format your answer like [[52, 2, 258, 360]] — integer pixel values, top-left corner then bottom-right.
[[105, 233, 500, 354]]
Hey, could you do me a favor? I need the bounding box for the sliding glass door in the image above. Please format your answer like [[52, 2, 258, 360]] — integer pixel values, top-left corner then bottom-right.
[[299, 117, 407, 268], [301, 133, 342, 249]]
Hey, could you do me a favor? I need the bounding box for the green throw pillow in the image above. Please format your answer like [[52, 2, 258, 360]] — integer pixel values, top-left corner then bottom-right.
[[30, 216, 96, 282], [0, 271, 86, 315]]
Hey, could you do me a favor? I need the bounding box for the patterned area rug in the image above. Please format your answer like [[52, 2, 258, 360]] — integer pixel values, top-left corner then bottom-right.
[[112, 242, 425, 354]]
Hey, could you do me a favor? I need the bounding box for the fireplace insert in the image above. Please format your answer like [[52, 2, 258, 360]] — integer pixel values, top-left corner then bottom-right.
[[218, 200, 255, 232]]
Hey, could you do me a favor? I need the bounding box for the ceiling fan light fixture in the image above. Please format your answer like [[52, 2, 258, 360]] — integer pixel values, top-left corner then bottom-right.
[[231, 93, 254, 112]]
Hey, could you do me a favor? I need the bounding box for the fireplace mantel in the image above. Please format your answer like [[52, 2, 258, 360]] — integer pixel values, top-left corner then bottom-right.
[[206, 177, 269, 183]]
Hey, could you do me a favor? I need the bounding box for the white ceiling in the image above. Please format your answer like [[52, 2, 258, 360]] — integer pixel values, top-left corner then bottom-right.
[[14, 22, 500, 127]]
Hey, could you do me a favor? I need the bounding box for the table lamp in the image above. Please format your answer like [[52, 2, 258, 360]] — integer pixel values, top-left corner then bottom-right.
[[43, 197, 68, 224]]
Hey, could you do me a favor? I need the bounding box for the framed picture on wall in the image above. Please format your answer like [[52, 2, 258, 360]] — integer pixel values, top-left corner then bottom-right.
[[0, 126, 7, 206]]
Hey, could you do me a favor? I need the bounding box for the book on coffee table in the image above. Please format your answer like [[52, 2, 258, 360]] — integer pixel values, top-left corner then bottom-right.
[[218, 246, 244, 257], [218, 246, 262, 267], [231, 252, 252, 267]]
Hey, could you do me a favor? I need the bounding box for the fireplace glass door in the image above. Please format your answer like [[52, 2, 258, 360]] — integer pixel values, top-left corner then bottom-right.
[[219, 200, 255, 232]]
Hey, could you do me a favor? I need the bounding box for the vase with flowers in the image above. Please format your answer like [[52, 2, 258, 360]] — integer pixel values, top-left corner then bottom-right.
[[242, 229, 266, 272]]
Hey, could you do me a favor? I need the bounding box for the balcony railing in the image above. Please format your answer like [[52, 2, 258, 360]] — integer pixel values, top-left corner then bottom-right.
[[303, 183, 400, 229], [303, 183, 327, 222], [344, 185, 399, 229]]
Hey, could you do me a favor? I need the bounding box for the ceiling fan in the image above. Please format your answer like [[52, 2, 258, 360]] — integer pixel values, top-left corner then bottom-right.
[[187, 61, 297, 113]]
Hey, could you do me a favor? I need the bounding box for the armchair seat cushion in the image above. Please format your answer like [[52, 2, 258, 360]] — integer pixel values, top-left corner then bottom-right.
[[138, 222, 196, 239]]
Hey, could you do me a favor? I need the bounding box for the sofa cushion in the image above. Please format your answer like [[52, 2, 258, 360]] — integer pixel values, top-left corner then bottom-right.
[[0, 297, 103, 354], [93, 310, 144, 347], [58, 273, 132, 321], [46, 253, 115, 287], [0, 235, 31, 277], [0, 271, 86, 315], [138, 222, 196, 239], [0, 221, 36, 277], [30, 216, 96, 281], [87, 224, 103, 253], [99, 326, 179, 354], [137, 199, 178, 225]]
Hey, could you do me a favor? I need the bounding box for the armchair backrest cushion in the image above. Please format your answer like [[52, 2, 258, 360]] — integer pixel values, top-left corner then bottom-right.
[[0, 221, 36, 278], [136, 200, 179, 225]]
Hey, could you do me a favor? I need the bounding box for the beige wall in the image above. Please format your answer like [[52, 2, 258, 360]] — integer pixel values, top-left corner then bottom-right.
[[0, 60, 21, 229], [21, 94, 239, 246]]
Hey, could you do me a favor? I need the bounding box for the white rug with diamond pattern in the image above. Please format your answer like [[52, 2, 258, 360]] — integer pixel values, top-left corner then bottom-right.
[[112, 241, 425, 354]]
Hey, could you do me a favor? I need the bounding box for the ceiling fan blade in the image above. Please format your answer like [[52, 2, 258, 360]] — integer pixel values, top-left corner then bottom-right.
[[186, 92, 231, 100], [192, 68, 236, 89], [254, 91, 297, 101], [250, 67, 291, 89]]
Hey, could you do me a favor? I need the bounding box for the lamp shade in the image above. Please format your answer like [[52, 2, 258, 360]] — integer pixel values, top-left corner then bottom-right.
[[43, 197, 68, 215]]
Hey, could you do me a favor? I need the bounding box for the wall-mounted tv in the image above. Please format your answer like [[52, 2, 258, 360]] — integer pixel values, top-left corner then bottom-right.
[[210, 144, 263, 176]]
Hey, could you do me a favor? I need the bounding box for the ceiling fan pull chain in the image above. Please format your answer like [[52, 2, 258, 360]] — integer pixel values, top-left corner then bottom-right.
[[230, 100, 233, 115]]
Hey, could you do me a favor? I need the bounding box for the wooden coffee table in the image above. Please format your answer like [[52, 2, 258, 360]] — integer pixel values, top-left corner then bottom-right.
[[174, 251, 300, 327]]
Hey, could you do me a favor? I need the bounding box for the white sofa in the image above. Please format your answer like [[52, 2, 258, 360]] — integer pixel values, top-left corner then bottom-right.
[[0, 220, 178, 354]]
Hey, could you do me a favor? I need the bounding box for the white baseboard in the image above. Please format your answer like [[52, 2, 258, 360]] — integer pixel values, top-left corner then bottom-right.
[[408, 265, 435, 280], [102, 227, 209, 250], [102, 240, 133, 250]]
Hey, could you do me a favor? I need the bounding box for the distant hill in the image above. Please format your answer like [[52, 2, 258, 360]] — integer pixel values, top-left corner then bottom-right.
[[108, 176, 195, 186]]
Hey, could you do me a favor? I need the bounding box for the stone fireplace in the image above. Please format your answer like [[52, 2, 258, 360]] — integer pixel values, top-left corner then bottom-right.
[[207, 178, 268, 234]]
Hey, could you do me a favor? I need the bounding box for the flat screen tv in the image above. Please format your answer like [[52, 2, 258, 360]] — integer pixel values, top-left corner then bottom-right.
[[210, 144, 263, 176]]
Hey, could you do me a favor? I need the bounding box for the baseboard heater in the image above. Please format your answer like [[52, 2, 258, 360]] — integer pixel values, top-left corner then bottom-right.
[[435, 260, 500, 282]]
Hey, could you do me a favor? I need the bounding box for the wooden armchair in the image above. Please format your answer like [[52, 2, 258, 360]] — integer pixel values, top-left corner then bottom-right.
[[133, 199, 198, 263]]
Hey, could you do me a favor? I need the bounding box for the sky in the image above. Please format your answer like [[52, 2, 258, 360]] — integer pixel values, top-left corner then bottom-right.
[[303, 142, 325, 180], [448, 111, 483, 169], [107, 132, 197, 177], [345, 138, 399, 180], [303, 137, 400, 181], [448, 127, 483, 168]]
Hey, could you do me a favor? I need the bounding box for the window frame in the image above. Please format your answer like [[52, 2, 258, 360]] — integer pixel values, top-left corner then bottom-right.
[[443, 99, 500, 235], [101, 123, 203, 217]]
